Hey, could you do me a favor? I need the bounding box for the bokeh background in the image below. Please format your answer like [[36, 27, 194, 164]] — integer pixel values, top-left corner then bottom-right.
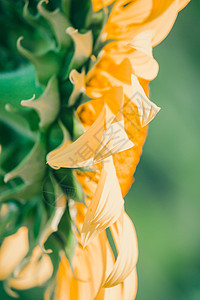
[[0, 0, 200, 299]]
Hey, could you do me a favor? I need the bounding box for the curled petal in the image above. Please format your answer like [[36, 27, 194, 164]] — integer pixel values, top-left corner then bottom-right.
[[128, 30, 159, 80], [104, 212, 138, 287], [130, 75, 160, 127], [81, 157, 124, 247], [9, 246, 53, 290]]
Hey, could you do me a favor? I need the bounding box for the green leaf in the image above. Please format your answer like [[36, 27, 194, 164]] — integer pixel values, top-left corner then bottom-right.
[[0, 181, 43, 204], [4, 133, 47, 185]]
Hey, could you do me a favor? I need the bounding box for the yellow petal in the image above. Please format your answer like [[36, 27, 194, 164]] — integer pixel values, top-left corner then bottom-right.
[[130, 75, 160, 126], [81, 156, 124, 247], [47, 104, 106, 168], [53, 232, 107, 300], [97, 268, 137, 300], [68, 69, 86, 106], [77, 79, 149, 197], [102, 33, 158, 80], [0, 227, 29, 280], [128, 30, 159, 80], [104, 212, 138, 287], [94, 120, 134, 163], [108, 0, 153, 27], [47, 87, 123, 168], [92, 0, 115, 12], [98, 62, 160, 126], [123, 268, 138, 300], [105, 0, 180, 46], [9, 246, 53, 290], [179, 0, 191, 10]]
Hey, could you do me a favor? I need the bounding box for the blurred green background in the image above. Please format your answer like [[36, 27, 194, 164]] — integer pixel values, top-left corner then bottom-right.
[[126, 1, 200, 299], [0, 1, 200, 299]]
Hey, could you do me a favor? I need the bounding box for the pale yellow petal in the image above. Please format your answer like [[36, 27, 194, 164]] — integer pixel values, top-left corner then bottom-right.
[[0, 227, 29, 280], [123, 268, 138, 300], [9, 246, 53, 290], [47, 104, 106, 168], [47, 87, 123, 168], [179, 0, 191, 10], [103, 212, 138, 287], [128, 30, 159, 80], [94, 120, 134, 163], [81, 157, 124, 247], [130, 75, 160, 126]]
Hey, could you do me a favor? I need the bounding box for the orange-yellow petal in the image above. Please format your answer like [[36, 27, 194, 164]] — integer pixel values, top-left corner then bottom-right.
[[92, 0, 115, 12]]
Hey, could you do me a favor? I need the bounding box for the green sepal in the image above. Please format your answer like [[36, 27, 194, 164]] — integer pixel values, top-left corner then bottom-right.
[[23, 1, 53, 38], [53, 168, 85, 203], [70, 0, 92, 30], [62, 0, 71, 18], [0, 202, 20, 243], [17, 37, 62, 86], [38, 0, 71, 50], [4, 103, 39, 133], [56, 204, 77, 264], [60, 107, 84, 140], [0, 181, 43, 204], [21, 76, 60, 130], [47, 120, 71, 153], [4, 133, 47, 185], [39, 174, 66, 253]]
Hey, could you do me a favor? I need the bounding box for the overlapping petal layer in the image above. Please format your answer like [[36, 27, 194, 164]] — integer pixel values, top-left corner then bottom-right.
[[81, 157, 124, 247]]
